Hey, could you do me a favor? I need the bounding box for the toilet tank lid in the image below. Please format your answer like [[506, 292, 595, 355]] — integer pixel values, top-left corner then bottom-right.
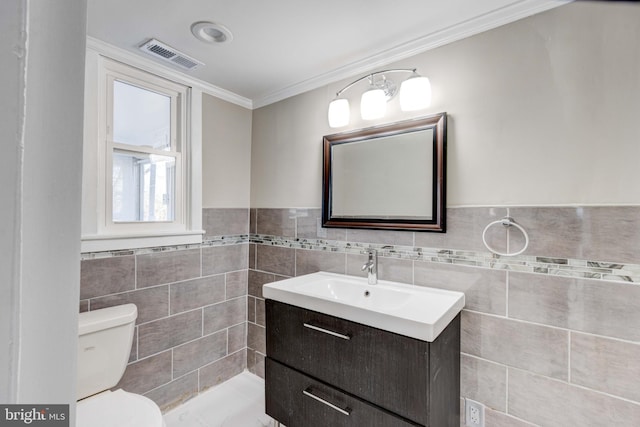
[[79, 304, 138, 336]]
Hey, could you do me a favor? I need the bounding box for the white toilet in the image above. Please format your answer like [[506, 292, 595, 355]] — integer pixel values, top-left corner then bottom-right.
[[77, 303, 165, 427]]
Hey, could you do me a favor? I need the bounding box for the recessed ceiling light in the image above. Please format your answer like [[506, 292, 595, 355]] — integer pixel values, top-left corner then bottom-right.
[[191, 21, 233, 44]]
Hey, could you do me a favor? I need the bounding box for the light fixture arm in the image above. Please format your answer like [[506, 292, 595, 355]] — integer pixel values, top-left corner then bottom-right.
[[327, 67, 430, 128], [334, 68, 417, 97]]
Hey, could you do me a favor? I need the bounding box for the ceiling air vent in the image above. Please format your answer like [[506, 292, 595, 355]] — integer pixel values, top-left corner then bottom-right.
[[138, 38, 203, 71]]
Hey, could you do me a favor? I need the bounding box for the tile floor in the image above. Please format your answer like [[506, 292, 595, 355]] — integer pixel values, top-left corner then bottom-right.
[[163, 371, 277, 427]]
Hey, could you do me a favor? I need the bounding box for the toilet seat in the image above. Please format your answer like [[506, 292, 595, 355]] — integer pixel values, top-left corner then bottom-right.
[[77, 389, 165, 427]]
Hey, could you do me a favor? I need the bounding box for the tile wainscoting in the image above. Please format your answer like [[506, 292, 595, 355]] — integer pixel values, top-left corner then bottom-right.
[[247, 206, 640, 427], [79, 209, 251, 412], [81, 206, 640, 425]]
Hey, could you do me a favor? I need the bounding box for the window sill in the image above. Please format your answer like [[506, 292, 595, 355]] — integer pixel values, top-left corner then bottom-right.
[[81, 230, 205, 253]]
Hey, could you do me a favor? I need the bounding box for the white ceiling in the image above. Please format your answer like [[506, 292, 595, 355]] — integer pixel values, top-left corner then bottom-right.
[[87, 0, 568, 108]]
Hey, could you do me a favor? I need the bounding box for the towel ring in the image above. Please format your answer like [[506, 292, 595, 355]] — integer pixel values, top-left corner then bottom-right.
[[482, 216, 529, 256]]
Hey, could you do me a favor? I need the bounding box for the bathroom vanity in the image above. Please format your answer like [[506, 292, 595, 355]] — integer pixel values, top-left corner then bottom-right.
[[263, 272, 464, 427]]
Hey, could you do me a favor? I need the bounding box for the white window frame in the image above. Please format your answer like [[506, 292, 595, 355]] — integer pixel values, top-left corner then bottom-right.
[[82, 50, 203, 252], [103, 60, 185, 232]]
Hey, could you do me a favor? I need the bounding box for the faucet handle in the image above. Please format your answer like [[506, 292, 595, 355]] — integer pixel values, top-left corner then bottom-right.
[[362, 248, 377, 270]]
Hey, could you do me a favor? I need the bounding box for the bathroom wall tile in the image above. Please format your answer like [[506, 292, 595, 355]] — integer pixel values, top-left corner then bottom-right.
[[461, 311, 568, 380], [255, 299, 265, 327], [571, 332, 640, 403], [296, 208, 347, 241], [247, 322, 266, 354], [137, 249, 201, 288], [414, 262, 507, 316], [202, 208, 249, 238], [199, 349, 246, 392], [249, 243, 256, 269], [170, 275, 225, 315], [345, 253, 369, 279], [80, 255, 135, 299], [250, 208, 257, 234], [172, 330, 227, 378], [508, 368, 640, 426], [507, 206, 592, 260], [129, 328, 138, 363], [510, 206, 640, 263], [509, 273, 640, 342], [202, 244, 249, 276], [255, 245, 295, 277], [228, 323, 246, 354], [483, 408, 537, 427], [460, 354, 507, 412], [251, 351, 265, 379], [378, 257, 414, 284], [79, 300, 88, 312], [202, 297, 247, 334], [248, 270, 274, 298], [247, 296, 256, 323], [345, 228, 414, 246], [144, 371, 198, 413], [256, 208, 296, 237], [295, 248, 345, 276], [91, 285, 169, 324], [412, 229, 447, 251], [225, 270, 247, 299], [116, 350, 172, 394], [138, 310, 202, 358], [247, 349, 256, 374], [416, 207, 505, 252]]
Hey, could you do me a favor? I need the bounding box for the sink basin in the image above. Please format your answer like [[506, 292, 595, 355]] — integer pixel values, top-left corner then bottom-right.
[[262, 271, 465, 342]]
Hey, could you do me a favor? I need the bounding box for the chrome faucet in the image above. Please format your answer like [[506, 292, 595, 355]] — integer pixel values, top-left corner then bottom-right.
[[361, 249, 378, 285]]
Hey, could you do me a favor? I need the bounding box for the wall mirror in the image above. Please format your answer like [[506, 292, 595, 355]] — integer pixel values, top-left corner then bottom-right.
[[322, 113, 446, 232]]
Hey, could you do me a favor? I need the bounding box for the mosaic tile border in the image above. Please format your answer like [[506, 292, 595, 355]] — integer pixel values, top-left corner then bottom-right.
[[80, 234, 249, 260], [252, 234, 640, 284], [81, 233, 640, 284]]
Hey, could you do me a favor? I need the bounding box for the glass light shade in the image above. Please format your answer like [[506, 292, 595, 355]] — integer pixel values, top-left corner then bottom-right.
[[360, 88, 386, 120], [328, 98, 350, 128], [400, 75, 431, 111]]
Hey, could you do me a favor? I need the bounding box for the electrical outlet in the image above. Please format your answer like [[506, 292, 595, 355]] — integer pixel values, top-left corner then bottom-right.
[[465, 398, 485, 427]]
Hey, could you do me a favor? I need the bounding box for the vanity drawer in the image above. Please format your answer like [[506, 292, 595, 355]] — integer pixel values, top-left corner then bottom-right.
[[266, 358, 420, 427], [266, 300, 435, 425]]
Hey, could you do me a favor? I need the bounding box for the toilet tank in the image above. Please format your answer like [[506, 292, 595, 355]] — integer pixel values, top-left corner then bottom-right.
[[77, 304, 137, 400]]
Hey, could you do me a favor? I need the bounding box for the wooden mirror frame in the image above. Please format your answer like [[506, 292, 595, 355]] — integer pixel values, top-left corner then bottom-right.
[[322, 113, 446, 232]]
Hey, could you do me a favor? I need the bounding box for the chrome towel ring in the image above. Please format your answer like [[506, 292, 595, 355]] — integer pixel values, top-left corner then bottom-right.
[[482, 216, 529, 256]]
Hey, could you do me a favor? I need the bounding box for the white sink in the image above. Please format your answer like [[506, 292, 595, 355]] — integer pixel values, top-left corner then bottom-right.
[[262, 271, 465, 342]]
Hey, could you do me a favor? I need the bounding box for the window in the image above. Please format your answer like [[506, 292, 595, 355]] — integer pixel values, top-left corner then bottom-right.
[[107, 72, 183, 227], [81, 53, 203, 252]]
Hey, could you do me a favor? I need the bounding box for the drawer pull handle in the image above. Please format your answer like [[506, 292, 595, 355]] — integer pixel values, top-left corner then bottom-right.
[[303, 323, 351, 340], [303, 388, 351, 416]]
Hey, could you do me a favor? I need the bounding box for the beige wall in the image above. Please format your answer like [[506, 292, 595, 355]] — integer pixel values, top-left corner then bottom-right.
[[251, 2, 640, 208], [202, 93, 253, 208]]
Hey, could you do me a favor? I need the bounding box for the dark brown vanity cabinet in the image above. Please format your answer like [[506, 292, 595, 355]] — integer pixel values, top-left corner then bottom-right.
[[265, 300, 460, 427]]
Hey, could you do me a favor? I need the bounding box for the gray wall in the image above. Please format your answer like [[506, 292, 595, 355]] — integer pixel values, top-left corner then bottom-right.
[[0, 0, 86, 421]]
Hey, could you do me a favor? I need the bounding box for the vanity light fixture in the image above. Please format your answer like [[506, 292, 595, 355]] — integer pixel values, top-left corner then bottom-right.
[[328, 68, 431, 128]]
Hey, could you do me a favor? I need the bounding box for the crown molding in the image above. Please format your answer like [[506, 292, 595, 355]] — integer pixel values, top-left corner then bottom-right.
[[86, 37, 253, 109], [87, 0, 569, 110], [253, 0, 570, 108]]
